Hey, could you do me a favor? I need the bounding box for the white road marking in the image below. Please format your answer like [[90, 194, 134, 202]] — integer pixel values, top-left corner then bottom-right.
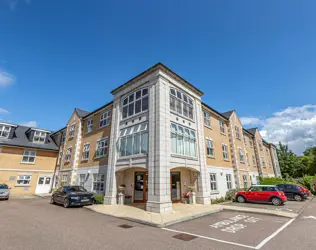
[[302, 216, 316, 220], [254, 218, 295, 249], [162, 227, 256, 249]]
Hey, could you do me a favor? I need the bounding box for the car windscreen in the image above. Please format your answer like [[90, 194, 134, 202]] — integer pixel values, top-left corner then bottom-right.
[[0, 184, 8, 189], [64, 186, 87, 193]]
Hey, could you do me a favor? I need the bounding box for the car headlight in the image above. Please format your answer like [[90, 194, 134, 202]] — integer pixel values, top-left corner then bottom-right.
[[70, 196, 80, 200]]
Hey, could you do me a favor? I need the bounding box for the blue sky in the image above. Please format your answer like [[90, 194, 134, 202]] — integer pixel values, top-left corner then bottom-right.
[[0, 0, 316, 154]]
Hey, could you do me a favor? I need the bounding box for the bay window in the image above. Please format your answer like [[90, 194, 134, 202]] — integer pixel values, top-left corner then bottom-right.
[[170, 88, 194, 120], [171, 123, 196, 157], [119, 123, 148, 157], [122, 88, 148, 119]]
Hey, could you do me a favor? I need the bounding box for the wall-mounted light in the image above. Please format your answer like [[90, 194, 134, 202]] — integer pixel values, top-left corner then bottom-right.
[[220, 169, 224, 176]]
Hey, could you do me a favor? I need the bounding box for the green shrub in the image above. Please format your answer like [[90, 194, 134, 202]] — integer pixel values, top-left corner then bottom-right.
[[298, 175, 316, 194], [225, 188, 247, 201], [259, 177, 295, 185], [211, 196, 226, 204], [93, 194, 104, 204]]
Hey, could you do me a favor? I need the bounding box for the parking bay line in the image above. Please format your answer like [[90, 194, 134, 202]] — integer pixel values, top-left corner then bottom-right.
[[161, 227, 256, 249], [162, 218, 295, 250]]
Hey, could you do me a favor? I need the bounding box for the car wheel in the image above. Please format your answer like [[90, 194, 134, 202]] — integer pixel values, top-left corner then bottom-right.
[[50, 196, 55, 204], [237, 195, 246, 203], [5, 197, 9, 201], [63, 198, 70, 208], [294, 194, 303, 201], [271, 197, 282, 206]]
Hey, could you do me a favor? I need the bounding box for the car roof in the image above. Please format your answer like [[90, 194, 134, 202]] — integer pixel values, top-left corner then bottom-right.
[[251, 185, 277, 187]]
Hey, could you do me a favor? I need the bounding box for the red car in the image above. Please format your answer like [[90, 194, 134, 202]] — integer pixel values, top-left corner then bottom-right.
[[297, 184, 310, 196], [235, 185, 287, 206]]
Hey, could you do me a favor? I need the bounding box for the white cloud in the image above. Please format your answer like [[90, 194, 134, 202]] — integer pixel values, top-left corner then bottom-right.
[[20, 121, 37, 127], [257, 104, 316, 155], [240, 117, 263, 126], [0, 108, 9, 113], [0, 69, 15, 87]]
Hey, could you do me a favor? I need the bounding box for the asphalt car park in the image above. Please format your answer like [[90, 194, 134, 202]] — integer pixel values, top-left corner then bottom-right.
[[228, 199, 310, 214], [164, 210, 291, 249]]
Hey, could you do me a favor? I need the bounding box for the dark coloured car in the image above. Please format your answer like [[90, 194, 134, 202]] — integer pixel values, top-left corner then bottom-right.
[[50, 186, 94, 208], [276, 184, 308, 201], [235, 185, 287, 206]]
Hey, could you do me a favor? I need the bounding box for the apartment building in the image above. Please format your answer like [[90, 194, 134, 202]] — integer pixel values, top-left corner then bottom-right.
[[52, 62, 281, 213], [0, 122, 58, 195]]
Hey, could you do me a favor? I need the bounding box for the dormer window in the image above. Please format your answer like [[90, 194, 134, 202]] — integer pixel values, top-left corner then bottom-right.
[[170, 88, 194, 120], [0, 125, 11, 138], [122, 88, 148, 119], [33, 131, 46, 143]]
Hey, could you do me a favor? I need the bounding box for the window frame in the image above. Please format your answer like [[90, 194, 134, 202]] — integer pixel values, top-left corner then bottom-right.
[[79, 174, 86, 187], [243, 174, 248, 188], [69, 124, 76, 138], [96, 137, 108, 158], [65, 147, 72, 163], [235, 126, 240, 140], [203, 111, 211, 127], [220, 120, 226, 134], [16, 175, 32, 186], [82, 143, 90, 161], [238, 148, 244, 163], [122, 88, 149, 119], [170, 88, 194, 120], [170, 123, 196, 158], [0, 125, 11, 138], [210, 173, 218, 192], [21, 150, 36, 164], [92, 173, 105, 192], [261, 156, 266, 167], [249, 138, 253, 147], [226, 174, 232, 190], [33, 131, 46, 144], [86, 119, 93, 134], [206, 138, 214, 158], [100, 110, 111, 128], [61, 175, 68, 186], [222, 143, 229, 161], [252, 154, 256, 167]]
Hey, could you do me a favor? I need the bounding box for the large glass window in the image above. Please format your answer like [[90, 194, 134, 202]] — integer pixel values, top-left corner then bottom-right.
[[122, 88, 148, 119], [21, 150, 36, 163], [93, 174, 105, 191], [119, 123, 148, 157], [171, 123, 196, 157], [0, 125, 11, 138], [96, 137, 108, 158], [33, 131, 46, 143], [206, 138, 214, 158], [170, 88, 194, 120]]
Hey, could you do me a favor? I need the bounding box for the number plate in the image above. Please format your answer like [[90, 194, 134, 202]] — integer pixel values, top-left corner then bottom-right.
[[81, 199, 89, 202]]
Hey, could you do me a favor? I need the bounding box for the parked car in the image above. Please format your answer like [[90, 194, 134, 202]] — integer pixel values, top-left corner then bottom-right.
[[276, 184, 308, 201], [235, 185, 287, 206], [50, 186, 94, 208], [296, 184, 310, 196], [0, 184, 10, 200]]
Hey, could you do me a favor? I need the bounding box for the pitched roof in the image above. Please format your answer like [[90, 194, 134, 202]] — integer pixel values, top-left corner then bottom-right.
[[75, 108, 90, 118], [202, 102, 228, 120], [111, 62, 204, 96], [246, 128, 258, 136], [0, 125, 59, 151], [221, 110, 235, 119]]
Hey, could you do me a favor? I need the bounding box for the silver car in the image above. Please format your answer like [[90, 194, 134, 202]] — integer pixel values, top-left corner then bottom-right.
[[0, 184, 10, 200]]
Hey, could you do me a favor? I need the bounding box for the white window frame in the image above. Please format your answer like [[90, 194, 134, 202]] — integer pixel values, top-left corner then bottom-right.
[[96, 137, 108, 158], [170, 88, 194, 120], [82, 143, 90, 161], [170, 123, 196, 157], [65, 147, 72, 162], [210, 173, 217, 192], [79, 174, 86, 187], [33, 131, 46, 144], [204, 111, 211, 127], [69, 124, 75, 138], [239, 148, 244, 163], [235, 126, 240, 140], [93, 173, 105, 191], [222, 143, 229, 160], [100, 110, 111, 128], [61, 175, 67, 186], [243, 174, 248, 188], [220, 120, 225, 134], [226, 174, 232, 190], [0, 125, 11, 138], [122, 88, 149, 119], [252, 154, 256, 167], [206, 138, 214, 158], [261, 157, 266, 167], [16, 175, 32, 186], [86, 119, 93, 133], [21, 150, 36, 164]]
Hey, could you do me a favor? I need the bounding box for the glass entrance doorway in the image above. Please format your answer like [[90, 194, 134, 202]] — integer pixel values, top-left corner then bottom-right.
[[171, 172, 181, 202], [134, 172, 148, 203]]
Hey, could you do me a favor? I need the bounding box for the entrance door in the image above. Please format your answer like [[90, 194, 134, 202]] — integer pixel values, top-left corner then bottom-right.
[[134, 172, 148, 203], [35, 175, 52, 194], [171, 172, 181, 202]]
